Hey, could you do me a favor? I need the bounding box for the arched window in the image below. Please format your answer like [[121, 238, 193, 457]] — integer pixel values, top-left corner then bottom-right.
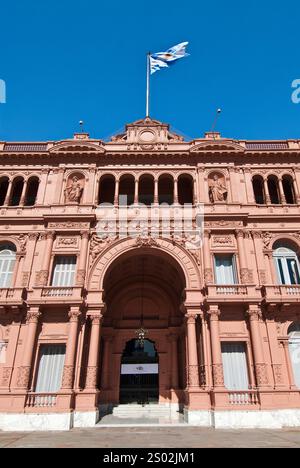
[[252, 176, 265, 204], [139, 175, 154, 205], [119, 175, 135, 205], [282, 176, 296, 205], [273, 243, 300, 285], [267, 176, 280, 204], [0, 244, 16, 288], [158, 175, 174, 205], [25, 177, 39, 206], [0, 178, 9, 206], [98, 175, 115, 205], [288, 323, 300, 388], [178, 175, 194, 205], [9, 177, 24, 206]]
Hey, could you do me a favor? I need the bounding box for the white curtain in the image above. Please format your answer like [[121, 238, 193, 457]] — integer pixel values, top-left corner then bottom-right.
[[274, 246, 300, 285], [215, 255, 236, 284], [0, 249, 16, 288], [35, 345, 66, 393], [221, 342, 249, 390], [51, 256, 76, 287], [289, 335, 300, 388]]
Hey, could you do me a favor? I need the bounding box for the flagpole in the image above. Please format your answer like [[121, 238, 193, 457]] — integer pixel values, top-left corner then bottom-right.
[[146, 52, 150, 117]]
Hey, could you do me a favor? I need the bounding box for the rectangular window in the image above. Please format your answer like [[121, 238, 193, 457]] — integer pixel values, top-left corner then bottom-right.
[[221, 342, 249, 390], [51, 256, 76, 287], [35, 344, 66, 393], [214, 255, 237, 284]]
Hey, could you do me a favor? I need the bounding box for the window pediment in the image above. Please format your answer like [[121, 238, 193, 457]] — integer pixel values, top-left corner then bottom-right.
[[49, 141, 105, 154], [190, 140, 245, 153]]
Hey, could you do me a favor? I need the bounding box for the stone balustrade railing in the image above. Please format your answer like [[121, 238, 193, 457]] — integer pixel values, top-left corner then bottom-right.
[[26, 393, 57, 407]]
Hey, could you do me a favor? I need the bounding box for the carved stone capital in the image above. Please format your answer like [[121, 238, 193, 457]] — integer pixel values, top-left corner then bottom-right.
[[26, 309, 41, 324], [90, 314, 103, 325], [246, 306, 262, 321], [68, 308, 81, 322], [235, 229, 245, 238], [207, 306, 221, 320]]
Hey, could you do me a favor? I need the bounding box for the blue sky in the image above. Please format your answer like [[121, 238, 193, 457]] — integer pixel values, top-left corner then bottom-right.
[[0, 0, 299, 141]]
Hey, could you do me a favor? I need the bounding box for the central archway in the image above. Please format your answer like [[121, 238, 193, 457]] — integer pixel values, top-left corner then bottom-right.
[[98, 246, 189, 406]]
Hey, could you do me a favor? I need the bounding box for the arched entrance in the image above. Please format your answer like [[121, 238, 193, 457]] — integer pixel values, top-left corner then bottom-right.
[[120, 339, 159, 404], [98, 247, 189, 406]]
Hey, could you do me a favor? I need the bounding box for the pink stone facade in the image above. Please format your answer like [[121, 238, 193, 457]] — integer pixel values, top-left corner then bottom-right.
[[0, 117, 300, 429]]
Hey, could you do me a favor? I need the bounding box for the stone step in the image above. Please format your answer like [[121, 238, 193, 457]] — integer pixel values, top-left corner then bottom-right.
[[112, 404, 179, 419]]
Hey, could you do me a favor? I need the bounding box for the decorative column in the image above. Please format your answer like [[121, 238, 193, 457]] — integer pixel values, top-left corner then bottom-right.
[[278, 178, 286, 204], [114, 178, 119, 205], [185, 313, 200, 387], [265, 310, 284, 388], [85, 313, 103, 389], [19, 179, 28, 206], [154, 178, 159, 204], [193, 178, 197, 204], [236, 229, 249, 284], [207, 306, 224, 387], [39, 231, 55, 286], [169, 334, 179, 389], [174, 178, 178, 204], [61, 307, 81, 389], [251, 231, 267, 285], [4, 180, 13, 205], [263, 178, 271, 204], [17, 308, 41, 389], [76, 231, 89, 286], [246, 305, 268, 387], [203, 230, 213, 284], [134, 178, 139, 204], [101, 336, 113, 389]]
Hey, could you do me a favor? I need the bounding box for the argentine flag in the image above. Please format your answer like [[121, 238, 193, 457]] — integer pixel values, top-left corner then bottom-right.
[[150, 42, 189, 74]]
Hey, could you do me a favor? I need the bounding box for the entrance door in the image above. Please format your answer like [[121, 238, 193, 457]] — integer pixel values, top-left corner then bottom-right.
[[119, 339, 159, 404]]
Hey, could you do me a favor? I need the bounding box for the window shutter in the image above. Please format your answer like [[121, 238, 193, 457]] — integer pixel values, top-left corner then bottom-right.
[[221, 342, 249, 390]]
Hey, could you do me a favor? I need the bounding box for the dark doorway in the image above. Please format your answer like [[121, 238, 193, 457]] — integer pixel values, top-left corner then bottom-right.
[[119, 339, 159, 404]]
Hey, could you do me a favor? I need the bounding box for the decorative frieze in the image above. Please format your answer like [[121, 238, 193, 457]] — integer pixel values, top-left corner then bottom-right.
[[211, 234, 235, 247]]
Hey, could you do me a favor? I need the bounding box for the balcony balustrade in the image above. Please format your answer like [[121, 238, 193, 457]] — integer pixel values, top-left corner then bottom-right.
[[26, 393, 57, 408], [262, 285, 300, 303], [204, 284, 260, 303], [0, 288, 26, 306], [28, 286, 84, 306]]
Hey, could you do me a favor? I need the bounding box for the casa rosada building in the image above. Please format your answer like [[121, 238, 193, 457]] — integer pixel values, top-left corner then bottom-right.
[[0, 117, 300, 431]]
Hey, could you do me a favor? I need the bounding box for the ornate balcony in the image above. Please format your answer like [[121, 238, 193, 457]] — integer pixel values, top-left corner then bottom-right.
[[203, 284, 261, 304], [262, 285, 300, 304], [28, 286, 84, 306], [0, 288, 26, 307]]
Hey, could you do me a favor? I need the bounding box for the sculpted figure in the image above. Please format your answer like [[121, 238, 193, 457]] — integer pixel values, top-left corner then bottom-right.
[[209, 175, 227, 202], [64, 176, 83, 203]]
